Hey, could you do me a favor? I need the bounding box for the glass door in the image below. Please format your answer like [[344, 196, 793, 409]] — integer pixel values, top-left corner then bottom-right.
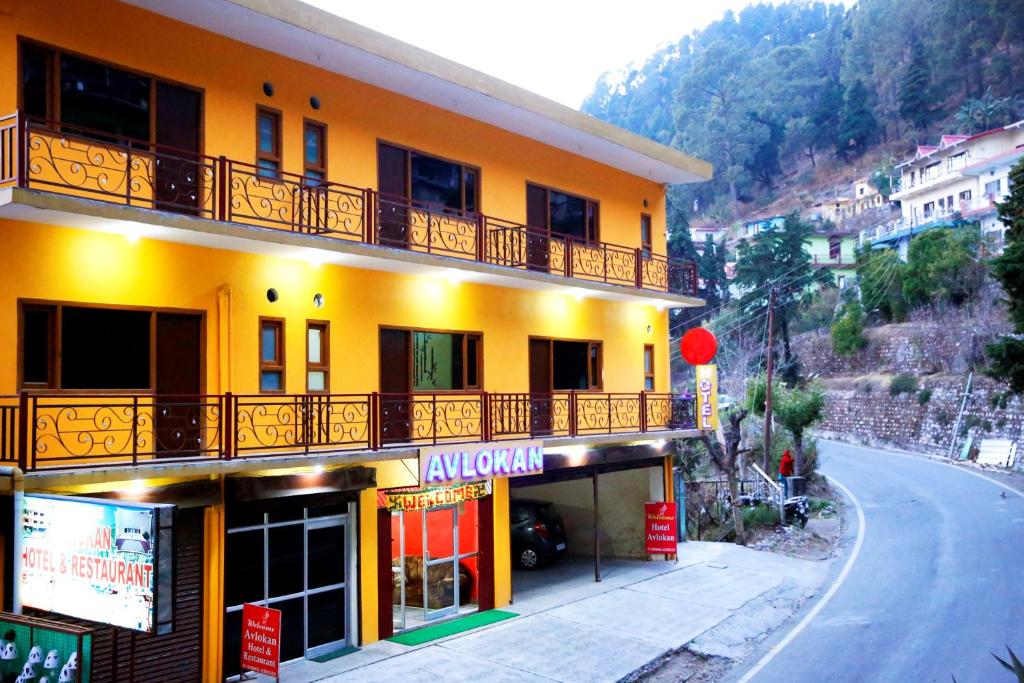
[[305, 514, 349, 658], [423, 506, 459, 620], [391, 511, 406, 631]]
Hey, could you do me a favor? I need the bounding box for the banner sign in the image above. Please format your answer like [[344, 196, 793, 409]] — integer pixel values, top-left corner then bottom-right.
[[241, 603, 281, 678], [382, 481, 490, 512], [644, 501, 678, 555], [21, 494, 174, 633], [420, 440, 543, 486], [695, 364, 719, 431]]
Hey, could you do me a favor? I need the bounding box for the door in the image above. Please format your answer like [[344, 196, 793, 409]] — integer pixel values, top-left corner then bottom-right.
[[377, 142, 409, 247], [529, 338, 553, 436], [155, 81, 202, 214], [423, 506, 458, 620], [391, 511, 406, 632], [155, 313, 202, 457], [379, 328, 411, 444], [526, 183, 550, 271], [305, 514, 350, 658]]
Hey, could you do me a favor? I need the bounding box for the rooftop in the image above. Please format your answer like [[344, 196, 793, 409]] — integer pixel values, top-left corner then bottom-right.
[[123, 0, 712, 185]]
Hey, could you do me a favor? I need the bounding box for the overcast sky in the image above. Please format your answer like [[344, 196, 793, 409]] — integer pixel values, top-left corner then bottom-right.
[[304, 0, 789, 108]]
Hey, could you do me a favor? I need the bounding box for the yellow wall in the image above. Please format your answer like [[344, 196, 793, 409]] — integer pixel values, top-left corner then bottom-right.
[[0, 0, 667, 256], [0, 221, 670, 395]]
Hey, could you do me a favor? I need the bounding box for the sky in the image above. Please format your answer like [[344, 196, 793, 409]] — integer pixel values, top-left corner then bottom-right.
[[304, 0, 787, 108]]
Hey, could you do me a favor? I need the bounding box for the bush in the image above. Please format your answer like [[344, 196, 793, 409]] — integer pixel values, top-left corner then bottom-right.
[[831, 300, 868, 356], [793, 288, 840, 334], [936, 409, 951, 426], [890, 373, 919, 395], [743, 504, 780, 528], [917, 388, 932, 404]]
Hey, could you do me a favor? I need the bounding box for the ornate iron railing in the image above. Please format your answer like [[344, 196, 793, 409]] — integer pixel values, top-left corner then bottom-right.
[[7, 391, 696, 471], [0, 111, 698, 296]]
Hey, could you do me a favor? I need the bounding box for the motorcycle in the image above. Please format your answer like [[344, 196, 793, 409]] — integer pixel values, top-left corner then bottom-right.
[[784, 495, 810, 528]]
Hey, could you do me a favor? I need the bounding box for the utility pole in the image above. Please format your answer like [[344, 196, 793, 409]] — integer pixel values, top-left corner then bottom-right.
[[762, 284, 776, 474]]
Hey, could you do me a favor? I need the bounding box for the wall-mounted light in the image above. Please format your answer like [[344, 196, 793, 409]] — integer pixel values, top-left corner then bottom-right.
[[643, 198, 649, 208], [262, 82, 274, 97], [313, 293, 324, 308], [647, 324, 653, 334], [310, 96, 321, 110], [266, 288, 279, 303]]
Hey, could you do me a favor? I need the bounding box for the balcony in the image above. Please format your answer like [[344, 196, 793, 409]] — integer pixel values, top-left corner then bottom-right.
[[0, 391, 697, 473], [0, 113, 697, 298]]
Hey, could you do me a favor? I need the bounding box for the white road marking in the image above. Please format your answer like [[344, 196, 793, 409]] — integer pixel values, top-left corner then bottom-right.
[[820, 439, 1024, 501], [736, 474, 866, 683]]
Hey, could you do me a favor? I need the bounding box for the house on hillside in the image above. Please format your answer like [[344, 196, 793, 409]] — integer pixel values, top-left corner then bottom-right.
[[806, 232, 858, 290], [741, 214, 786, 237], [690, 220, 727, 250], [804, 178, 885, 228], [862, 120, 1024, 256]]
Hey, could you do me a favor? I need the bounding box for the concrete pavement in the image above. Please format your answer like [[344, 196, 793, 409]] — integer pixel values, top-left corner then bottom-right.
[[277, 543, 830, 682]]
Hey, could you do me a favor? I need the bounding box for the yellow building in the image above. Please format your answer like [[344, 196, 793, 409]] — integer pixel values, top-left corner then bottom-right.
[[0, 1, 710, 680]]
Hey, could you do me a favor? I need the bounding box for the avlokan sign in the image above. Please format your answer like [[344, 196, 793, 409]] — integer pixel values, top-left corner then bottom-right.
[[420, 440, 544, 486]]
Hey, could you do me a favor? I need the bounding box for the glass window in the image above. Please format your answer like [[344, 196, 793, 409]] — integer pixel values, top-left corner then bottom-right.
[[225, 530, 265, 606], [549, 191, 587, 240], [256, 108, 281, 178], [304, 121, 326, 181], [60, 54, 151, 141], [413, 331, 461, 391], [21, 43, 52, 120], [268, 524, 304, 597], [644, 345, 655, 392], [61, 307, 150, 389], [552, 341, 589, 391], [463, 168, 478, 214], [260, 319, 284, 392], [527, 184, 599, 242], [411, 153, 462, 211], [641, 214, 652, 256], [466, 336, 480, 389], [22, 305, 54, 386], [985, 179, 1001, 197], [307, 321, 329, 393]]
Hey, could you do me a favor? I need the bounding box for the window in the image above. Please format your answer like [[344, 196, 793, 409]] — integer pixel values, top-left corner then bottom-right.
[[640, 214, 652, 257], [829, 238, 841, 260], [643, 345, 655, 391], [410, 330, 482, 391], [938, 197, 946, 211], [946, 195, 953, 211], [376, 142, 480, 213], [526, 183, 599, 242], [306, 321, 329, 393], [984, 179, 1001, 198], [260, 318, 285, 392], [20, 42, 53, 120], [257, 107, 282, 179], [923, 201, 934, 217], [303, 120, 326, 182], [838, 275, 846, 289], [948, 152, 967, 170], [532, 339, 601, 391], [20, 303, 152, 390], [959, 190, 972, 204]]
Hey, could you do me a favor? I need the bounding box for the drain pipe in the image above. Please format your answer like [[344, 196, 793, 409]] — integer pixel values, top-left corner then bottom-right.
[[0, 467, 24, 613]]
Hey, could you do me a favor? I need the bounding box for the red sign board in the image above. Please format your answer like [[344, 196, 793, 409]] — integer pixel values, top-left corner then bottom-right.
[[644, 502, 678, 555], [241, 603, 281, 678], [680, 328, 718, 365]]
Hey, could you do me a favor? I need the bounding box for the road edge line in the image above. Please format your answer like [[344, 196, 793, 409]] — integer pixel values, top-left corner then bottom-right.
[[735, 474, 866, 683]]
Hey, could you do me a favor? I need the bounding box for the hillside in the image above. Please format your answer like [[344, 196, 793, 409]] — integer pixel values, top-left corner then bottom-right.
[[582, 0, 1024, 228]]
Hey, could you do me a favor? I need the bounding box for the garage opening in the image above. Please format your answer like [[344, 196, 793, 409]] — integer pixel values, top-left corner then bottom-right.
[[508, 451, 673, 611]]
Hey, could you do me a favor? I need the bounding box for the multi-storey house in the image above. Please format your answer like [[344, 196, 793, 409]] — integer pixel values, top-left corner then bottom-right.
[[0, 1, 710, 680]]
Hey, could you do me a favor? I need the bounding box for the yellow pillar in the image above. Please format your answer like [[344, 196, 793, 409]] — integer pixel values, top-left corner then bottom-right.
[[202, 500, 225, 683], [492, 478, 511, 608], [358, 488, 379, 644]]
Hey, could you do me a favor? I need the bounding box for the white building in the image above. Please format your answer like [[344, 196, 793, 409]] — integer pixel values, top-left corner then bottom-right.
[[862, 120, 1024, 255]]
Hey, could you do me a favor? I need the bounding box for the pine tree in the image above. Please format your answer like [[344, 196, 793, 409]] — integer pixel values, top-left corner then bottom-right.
[[836, 80, 878, 159], [986, 159, 1024, 393], [898, 38, 937, 131]]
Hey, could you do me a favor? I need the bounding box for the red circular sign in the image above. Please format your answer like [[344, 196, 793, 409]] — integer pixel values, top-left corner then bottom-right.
[[680, 328, 717, 365]]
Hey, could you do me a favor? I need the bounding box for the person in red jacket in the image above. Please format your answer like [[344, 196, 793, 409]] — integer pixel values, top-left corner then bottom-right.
[[779, 450, 795, 497]]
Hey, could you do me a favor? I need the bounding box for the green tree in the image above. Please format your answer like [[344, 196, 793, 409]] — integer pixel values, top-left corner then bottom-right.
[[857, 248, 905, 321], [747, 377, 826, 475], [901, 227, 985, 308], [954, 87, 1022, 134], [831, 300, 868, 355], [836, 80, 878, 159], [898, 38, 938, 131], [986, 159, 1024, 393]]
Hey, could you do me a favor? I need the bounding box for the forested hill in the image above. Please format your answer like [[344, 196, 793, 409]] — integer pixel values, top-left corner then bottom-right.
[[582, 0, 1024, 225]]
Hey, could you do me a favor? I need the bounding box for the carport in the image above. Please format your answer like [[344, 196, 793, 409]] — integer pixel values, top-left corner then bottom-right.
[[508, 442, 675, 606]]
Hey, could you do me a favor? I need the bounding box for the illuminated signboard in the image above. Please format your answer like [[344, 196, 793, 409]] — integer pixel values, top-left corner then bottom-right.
[[383, 482, 491, 512], [695, 364, 719, 431], [420, 440, 544, 486], [21, 495, 174, 634]]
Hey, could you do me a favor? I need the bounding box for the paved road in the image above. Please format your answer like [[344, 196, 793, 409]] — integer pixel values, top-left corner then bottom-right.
[[738, 440, 1024, 683]]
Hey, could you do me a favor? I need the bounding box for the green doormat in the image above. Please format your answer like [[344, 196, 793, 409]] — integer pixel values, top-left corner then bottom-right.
[[389, 610, 518, 646], [310, 645, 359, 663]]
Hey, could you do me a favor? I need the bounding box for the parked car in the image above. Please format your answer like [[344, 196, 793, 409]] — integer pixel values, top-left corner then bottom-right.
[[510, 499, 568, 569]]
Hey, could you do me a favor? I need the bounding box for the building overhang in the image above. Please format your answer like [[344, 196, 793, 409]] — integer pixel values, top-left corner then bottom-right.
[[0, 188, 704, 308], [119, 0, 712, 185]]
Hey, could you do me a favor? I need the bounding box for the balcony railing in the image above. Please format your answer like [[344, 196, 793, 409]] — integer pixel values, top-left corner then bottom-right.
[[0, 112, 697, 296], [0, 391, 696, 471]]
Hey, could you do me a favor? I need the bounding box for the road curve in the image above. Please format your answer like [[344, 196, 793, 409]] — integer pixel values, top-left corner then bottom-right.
[[737, 440, 1024, 683]]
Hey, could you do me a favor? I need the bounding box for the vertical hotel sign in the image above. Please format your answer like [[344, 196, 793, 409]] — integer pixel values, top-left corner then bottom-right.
[[696, 364, 719, 431]]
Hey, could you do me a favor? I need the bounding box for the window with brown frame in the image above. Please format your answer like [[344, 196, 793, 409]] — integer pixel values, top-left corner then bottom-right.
[[526, 183, 599, 243], [256, 107, 282, 179], [379, 328, 482, 392], [306, 320, 329, 393], [303, 119, 326, 182], [531, 338, 602, 391], [259, 318, 285, 393], [19, 303, 152, 390], [641, 214, 653, 257], [376, 142, 480, 213], [643, 345, 655, 391]]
